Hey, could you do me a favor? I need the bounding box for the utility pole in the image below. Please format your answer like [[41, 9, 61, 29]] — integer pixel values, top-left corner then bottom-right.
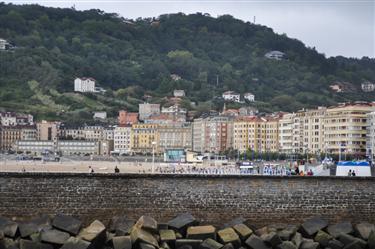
[[216, 75, 219, 87]]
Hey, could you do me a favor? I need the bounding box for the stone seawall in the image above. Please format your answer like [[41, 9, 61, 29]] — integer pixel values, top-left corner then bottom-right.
[[0, 173, 374, 227]]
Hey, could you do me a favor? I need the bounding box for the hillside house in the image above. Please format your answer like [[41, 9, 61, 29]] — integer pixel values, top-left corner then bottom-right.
[[222, 91, 240, 103]]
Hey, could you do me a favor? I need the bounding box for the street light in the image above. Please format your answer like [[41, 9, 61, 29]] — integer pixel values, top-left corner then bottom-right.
[[152, 141, 156, 174]]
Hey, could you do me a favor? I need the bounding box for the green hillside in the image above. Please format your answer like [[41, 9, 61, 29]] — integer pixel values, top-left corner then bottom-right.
[[0, 3, 374, 121]]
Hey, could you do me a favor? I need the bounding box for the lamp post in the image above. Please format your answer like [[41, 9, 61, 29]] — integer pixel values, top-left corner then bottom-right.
[[152, 141, 156, 174]]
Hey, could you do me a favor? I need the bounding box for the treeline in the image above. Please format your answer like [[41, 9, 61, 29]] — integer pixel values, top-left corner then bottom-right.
[[0, 2, 375, 119]]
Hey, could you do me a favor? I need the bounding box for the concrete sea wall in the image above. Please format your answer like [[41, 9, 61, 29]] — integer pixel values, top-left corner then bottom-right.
[[0, 173, 374, 227]]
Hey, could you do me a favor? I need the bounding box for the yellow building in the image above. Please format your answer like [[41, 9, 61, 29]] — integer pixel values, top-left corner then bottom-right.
[[233, 116, 280, 153], [324, 103, 375, 157], [131, 123, 159, 154]]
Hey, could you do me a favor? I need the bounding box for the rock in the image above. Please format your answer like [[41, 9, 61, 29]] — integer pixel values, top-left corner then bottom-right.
[[221, 243, 234, 249], [187, 226, 216, 240], [232, 224, 252, 240], [269, 224, 288, 231], [19, 239, 54, 249], [112, 236, 132, 249], [30, 232, 41, 242], [19, 215, 51, 238], [140, 242, 155, 249], [328, 239, 345, 249], [245, 234, 271, 249], [3, 237, 18, 249], [135, 216, 158, 234], [159, 229, 176, 243], [77, 220, 106, 242], [327, 222, 354, 238], [176, 232, 184, 239], [368, 230, 375, 248], [178, 245, 193, 249], [0, 232, 4, 249], [355, 223, 375, 240], [60, 237, 91, 249], [158, 223, 169, 230], [255, 227, 269, 236], [223, 218, 246, 228], [168, 214, 198, 234], [278, 225, 298, 241], [161, 241, 171, 249], [314, 230, 333, 247], [0, 217, 18, 238], [292, 232, 303, 248], [342, 241, 361, 249], [176, 239, 203, 249], [52, 214, 82, 235], [261, 232, 282, 247], [300, 241, 319, 249], [200, 238, 224, 249], [301, 217, 328, 237], [338, 233, 366, 247], [217, 228, 241, 248], [109, 216, 135, 235], [277, 241, 297, 249], [130, 227, 158, 247], [19, 222, 39, 238], [41, 229, 70, 245]]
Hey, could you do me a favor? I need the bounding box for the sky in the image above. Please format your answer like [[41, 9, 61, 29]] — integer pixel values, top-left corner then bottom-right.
[[4, 0, 375, 58]]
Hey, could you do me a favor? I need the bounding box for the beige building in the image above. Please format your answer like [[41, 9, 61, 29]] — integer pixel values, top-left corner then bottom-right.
[[37, 121, 60, 141], [192, 116, 233, 153], [233, 115, 280, 154], [324, 103, 375, 157], [158, 123, 192, 152]]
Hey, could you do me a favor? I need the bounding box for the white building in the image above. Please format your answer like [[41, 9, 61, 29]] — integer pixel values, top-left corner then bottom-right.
[[113, 126, 132, 154], [361, 82, 375, 92], [244, 92, 255, 102], [173, 90, 185, 97], [14, 140, 99, 155], [265, 51, 285, 60], [139, 103, 160, 120], [278, 113, 295, 154], [222, 91, 240, 103], [366, 111, 375, 160], [0, 39, 9, 50], [74, 77, 96, 93], [93, 112, 107, 120]]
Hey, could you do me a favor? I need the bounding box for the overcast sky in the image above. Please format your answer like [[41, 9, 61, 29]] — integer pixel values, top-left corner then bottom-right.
[[4, 0, 375, 58]]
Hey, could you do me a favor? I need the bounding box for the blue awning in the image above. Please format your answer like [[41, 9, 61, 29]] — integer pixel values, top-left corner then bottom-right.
[[337, 161, 370, 167]]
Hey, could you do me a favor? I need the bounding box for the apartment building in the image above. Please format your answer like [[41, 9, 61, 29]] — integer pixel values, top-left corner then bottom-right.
[[192, 116, 233, 153], [113, 126, 132, 154], [233, 116, 257, 153], [158, 123, 192, 152], [366, 111, 375, 159], [139, 103, 160, 121], [14, 140, 100, 155], [324, 103, 375, 157], [132, 123, 159, 154], [37, 121, 60, 141], [118, 110, 138, 126], [278, 113, 295, 154], [74, 77, 96, 93]]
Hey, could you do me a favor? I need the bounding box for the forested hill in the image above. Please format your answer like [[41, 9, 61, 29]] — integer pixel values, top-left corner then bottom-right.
[[0, 3, 375, 121]]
